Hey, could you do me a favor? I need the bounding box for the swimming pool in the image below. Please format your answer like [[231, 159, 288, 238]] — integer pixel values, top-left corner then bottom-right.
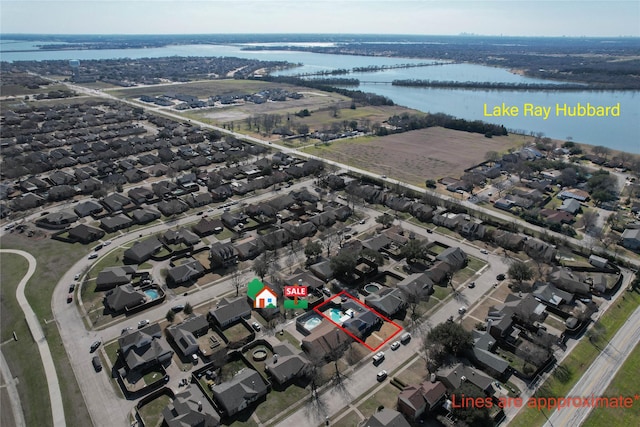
[[302, 316, 322, 331], [329, 308, 343, 322], [144, 289, 160, 300]]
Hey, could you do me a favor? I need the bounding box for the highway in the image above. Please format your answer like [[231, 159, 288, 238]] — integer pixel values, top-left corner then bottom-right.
[[544, 305, 640, 427]]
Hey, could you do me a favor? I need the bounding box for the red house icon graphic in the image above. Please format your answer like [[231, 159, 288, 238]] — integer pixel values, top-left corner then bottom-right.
[[254, 285, 277, 309]]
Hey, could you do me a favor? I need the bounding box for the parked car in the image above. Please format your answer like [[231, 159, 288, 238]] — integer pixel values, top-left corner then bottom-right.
[[92, 356, 102, 372], [251, 322, 261, 332], [468, 281, 475, 288], [90, 340, 101, 353], [137, 319, 150, 329], [372, 351, 385, 364], [480, 249, 488, 254], [359, 219, 366, 225], [103, 240, 111, 246], [67, 294, 73, 304], [390, 341, 400, 351], [400, 333, 411, 344], [458, 306, 467, 315], [87, 253, 98, 260], [496, 274, 506, 281], [376, 370, 388, 381], [426, 229, 433, 234], [121, 327, 133, 334], [74, 273, 81, 280], [322, 288, 332, 297], [68, 284, 75, 293], [171, 305, 185, 312]]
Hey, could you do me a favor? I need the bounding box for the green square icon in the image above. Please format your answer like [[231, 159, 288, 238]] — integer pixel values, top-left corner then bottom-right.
[[284, 299, 308, 310]]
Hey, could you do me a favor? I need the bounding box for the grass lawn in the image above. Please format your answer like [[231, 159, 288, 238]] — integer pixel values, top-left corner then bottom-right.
[[356, 383, 401, 419], [395, 357, 428, 385], [0, 234, 92, 427], [222, 323, 252, 343], [276, 330, 300, 348], [332, 409, 363, 427], [138, 394, 171, 427], [432, 286, 452, 301], [255, 384, 307, 422], [583, 342, 640, 427], [104, 341, 120, 366], [510, 288, 640, 427]]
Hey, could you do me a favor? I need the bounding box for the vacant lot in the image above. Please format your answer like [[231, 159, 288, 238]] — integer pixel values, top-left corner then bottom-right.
[[303, 127, 522, 186]]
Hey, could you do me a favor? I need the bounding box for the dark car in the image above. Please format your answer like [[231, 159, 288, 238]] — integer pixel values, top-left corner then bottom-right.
[[67, 294, 73, 304], [69, 284, 75, 293], [92, 356, 102, 372], [90, 340, 101, 353], [171, 305, 185, 312], [496, 274, 506, 281]]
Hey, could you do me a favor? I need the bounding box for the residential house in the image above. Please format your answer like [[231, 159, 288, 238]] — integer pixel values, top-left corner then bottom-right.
[[558, 189, 590, 202], [118, 324, 173, 372], [397, 380, 447, 420], [166, 314, 210, 357], [157, 199, 189, 217], [127, 187, 155, 205], [166, 259, 206, 286], [435, 247, 468, 271], [183, 192, 213, 208], [436, 362, 496, 395], [95, 266, 136, 291], [74, 200, 104, 217], [130, 207, 161, 225], [36, 210, 78, 228], [471, 330, 510, 379], [260, 229, 292, 250], [163, 228, 201, 247], [281, 221, 317, 240], [233, 237, 264, 260], [100, 214, 133, 233], [309, 260, 334, 282], [208, 297, 251, 328], [523, 239, 557, 263], [559, 198, 581, 215], [192, 218, 224, 237], [102, 193, 133, 212], [301, 321, 351, 360], [162, 386, 220, 427], [12, 193, 45, 211], [265, 342, 310, 387], [209, 242, 239, 270], [365, 287, 407, 318], [362, 408, 411, 427], [67, 224, 105, 244], [493, 230, 525, 252], [549, 268, 591, 296], [104, 284, 146, 313], [211, 369, 268, 417], [540, 209, 574, 225], [123, 237, 163, 264], [460, 222, 486, 240], [396, 273, 435, 299], [621, 228, 640, 252]]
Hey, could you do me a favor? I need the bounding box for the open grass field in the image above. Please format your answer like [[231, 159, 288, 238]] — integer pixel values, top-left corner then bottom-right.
[[302, 127, 523, 186], [0, 233, 92, 427]]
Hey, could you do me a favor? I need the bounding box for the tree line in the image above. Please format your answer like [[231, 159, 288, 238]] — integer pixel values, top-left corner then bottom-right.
[[385, 112, 508, 137]]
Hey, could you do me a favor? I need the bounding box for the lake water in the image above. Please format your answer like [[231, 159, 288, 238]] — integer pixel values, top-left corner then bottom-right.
[[1, 42, 638, 153]]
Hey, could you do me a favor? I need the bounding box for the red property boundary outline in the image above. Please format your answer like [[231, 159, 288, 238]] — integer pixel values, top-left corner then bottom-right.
[[312, 290, 403, 352]]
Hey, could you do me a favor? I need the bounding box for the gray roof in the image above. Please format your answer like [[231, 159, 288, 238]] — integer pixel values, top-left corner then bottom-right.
[[364, 408, 411, 427], [211, 369, 268, 415], [124, 237, 162, 264], [265, 351, 309, 385], [104, 284, 146, 312], [162, 386, 220, 427], [435, 247, 467, 270], [96, 266, 136, 289], [365, 287, 407, 316], [208, 297, 251, 326]]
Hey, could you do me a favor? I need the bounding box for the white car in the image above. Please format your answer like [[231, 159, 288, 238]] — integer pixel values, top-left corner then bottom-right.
[[458, 306, 467, 315], [390, 341, 400, 351], [87, 253, 98, 260], [137, 319, 150, 329], [376, 370, 388, 381], [373, 351, 385, 364], [480, 249, 488, 254]]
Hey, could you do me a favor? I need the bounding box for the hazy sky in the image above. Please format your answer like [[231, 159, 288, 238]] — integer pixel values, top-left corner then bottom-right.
[[1, 1, 638, 37]]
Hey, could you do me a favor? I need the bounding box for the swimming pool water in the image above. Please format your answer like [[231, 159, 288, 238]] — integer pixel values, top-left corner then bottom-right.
[[329, 308, 344, 322], [144, 289, 159, 300], [303, 316, 322, 331]]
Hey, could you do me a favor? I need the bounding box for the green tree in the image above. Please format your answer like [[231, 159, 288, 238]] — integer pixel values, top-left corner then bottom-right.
[[166, 309, 175, 323], [252, 254, 269, 281], [508, 261, 533, 285], [426, 321, 473, 356], [330, 251, 358, 280], [400, 239, 429, 263], [183, 302, 193, 315], [451, 382, 494, 427], [375, 213, 394, 228], [304, 241, 323, 263]]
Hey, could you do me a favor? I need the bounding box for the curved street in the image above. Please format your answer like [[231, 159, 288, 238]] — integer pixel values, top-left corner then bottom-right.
[[0, 249, 66, 427]]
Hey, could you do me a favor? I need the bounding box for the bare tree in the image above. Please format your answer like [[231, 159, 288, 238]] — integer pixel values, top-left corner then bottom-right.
[[230, 268, 242, 297]]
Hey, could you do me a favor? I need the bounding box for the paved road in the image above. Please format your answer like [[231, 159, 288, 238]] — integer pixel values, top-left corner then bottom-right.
[[544, 305, 640, 427], [0, 249, 66, 427]]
